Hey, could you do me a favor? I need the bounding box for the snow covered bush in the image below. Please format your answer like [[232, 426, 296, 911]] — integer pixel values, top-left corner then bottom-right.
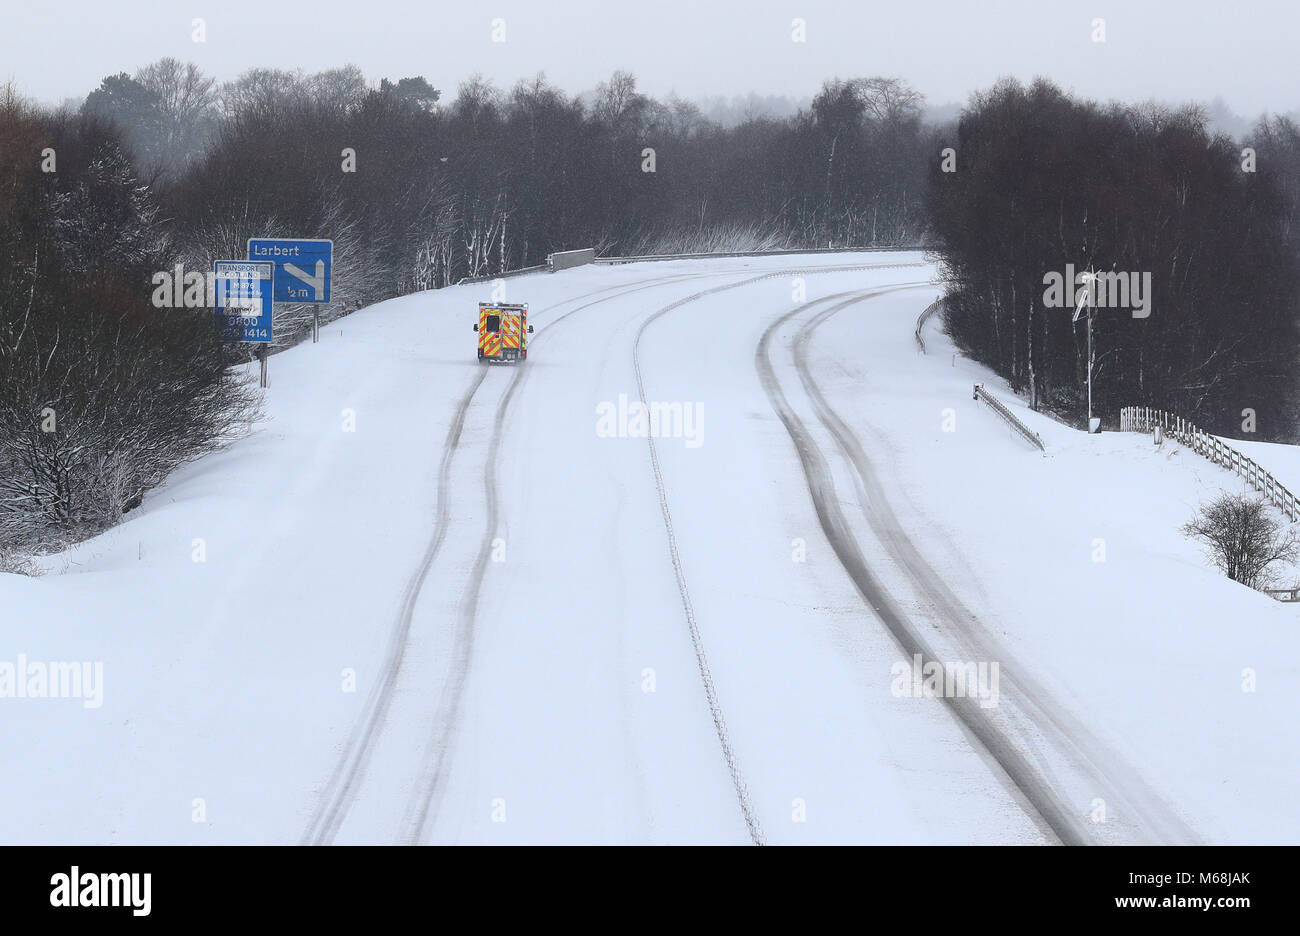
[[1182, 493, 1298, 590]]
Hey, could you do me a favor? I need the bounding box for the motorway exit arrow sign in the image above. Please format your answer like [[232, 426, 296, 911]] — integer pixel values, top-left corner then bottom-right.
[[247, 238, 333, 303]]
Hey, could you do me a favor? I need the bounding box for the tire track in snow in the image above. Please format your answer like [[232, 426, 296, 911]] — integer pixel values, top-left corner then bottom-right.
[[759, 285, 1084, 844], [631, 275, 778, 847], [791, 291, 1199, 845], [304, 273, 715, 846], [756, 286, 1090, 844], [404, 260, 922, 844], [627, 262, 926, 846], [401, 271, 736, 844], [755, 285, 1184, 846], [302, 366, 487, 846], [308, 260, 925, 842]]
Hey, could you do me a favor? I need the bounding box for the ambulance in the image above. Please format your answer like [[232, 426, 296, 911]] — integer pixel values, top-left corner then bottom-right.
[[474, 302, 533, 363]]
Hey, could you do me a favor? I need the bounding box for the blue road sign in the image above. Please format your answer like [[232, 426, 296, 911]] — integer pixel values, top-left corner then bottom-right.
[[247, 238, 333, 303], [214, 260, 274, 342]]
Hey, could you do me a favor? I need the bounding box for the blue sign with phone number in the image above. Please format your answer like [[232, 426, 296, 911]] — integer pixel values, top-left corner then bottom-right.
[[214, 260, 274, 343]]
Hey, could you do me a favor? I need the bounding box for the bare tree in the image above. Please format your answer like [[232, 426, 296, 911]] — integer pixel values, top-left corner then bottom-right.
[[853, 77, 924, 126], [219, 68, 308, 120], [136, 59, 216, 130], [130, 59, 219, 178], [593, 70, 647, 134], [452, 74, 502, 128], [309, 65, 367, 113], [1183, 493, 1298, 589]]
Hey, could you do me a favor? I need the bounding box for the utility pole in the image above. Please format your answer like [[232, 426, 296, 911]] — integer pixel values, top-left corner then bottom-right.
[[1086, 290, 1093, 427], [1073, 269, 1098, 432]]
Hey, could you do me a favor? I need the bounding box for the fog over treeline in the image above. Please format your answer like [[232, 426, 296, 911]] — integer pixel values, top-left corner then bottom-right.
[[2, 59, 1298, 554]]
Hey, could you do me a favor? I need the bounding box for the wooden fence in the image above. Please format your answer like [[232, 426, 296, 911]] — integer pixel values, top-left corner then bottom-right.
[[1120, 406, 1300, 522]]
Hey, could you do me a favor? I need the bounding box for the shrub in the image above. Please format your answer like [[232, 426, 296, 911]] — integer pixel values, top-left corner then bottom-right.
[[1182, 492, 1298, 589]]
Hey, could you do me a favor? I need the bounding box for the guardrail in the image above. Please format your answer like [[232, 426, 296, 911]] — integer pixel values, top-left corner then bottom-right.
[[457, 247, 596, 284], [1120, 406, 1300, 521], [455, 263, 548, 286], [914, 299, 942, 353], [1264, 587, 1300, 602], [548, 248, 596, 271], [972, 383, 1045, 452], [451, 245, 920, 285], [593, 245, 917, 265]]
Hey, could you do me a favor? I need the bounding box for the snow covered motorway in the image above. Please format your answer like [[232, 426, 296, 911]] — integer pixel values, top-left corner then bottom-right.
[[4, 252, 1299, 845]]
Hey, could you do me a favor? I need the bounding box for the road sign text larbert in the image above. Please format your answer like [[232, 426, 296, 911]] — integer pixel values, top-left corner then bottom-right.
[[247, 238, 333, 303]]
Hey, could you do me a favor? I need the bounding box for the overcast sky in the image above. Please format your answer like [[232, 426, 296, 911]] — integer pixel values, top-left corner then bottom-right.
[[3, 0, 1297, 118]]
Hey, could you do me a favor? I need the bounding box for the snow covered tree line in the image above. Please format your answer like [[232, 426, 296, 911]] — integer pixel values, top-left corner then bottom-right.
[[928, 78, 1300, 441], [1, 62, 933, 556], [0, 86, 258, 556], [79, 60, 934, 291]]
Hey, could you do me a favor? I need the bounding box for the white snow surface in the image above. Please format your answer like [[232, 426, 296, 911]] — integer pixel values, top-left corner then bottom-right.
[[2, 252, 1297, 844]]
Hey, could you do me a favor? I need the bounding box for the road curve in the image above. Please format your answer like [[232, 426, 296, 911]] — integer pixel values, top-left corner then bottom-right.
[[757, 285, 1090, 846], [628, 261, 929, 846], [792, 291, 1199, 846], [308, 261, 930, 846], [399, 270, 755, 843], [305, 272, 721, 846]]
